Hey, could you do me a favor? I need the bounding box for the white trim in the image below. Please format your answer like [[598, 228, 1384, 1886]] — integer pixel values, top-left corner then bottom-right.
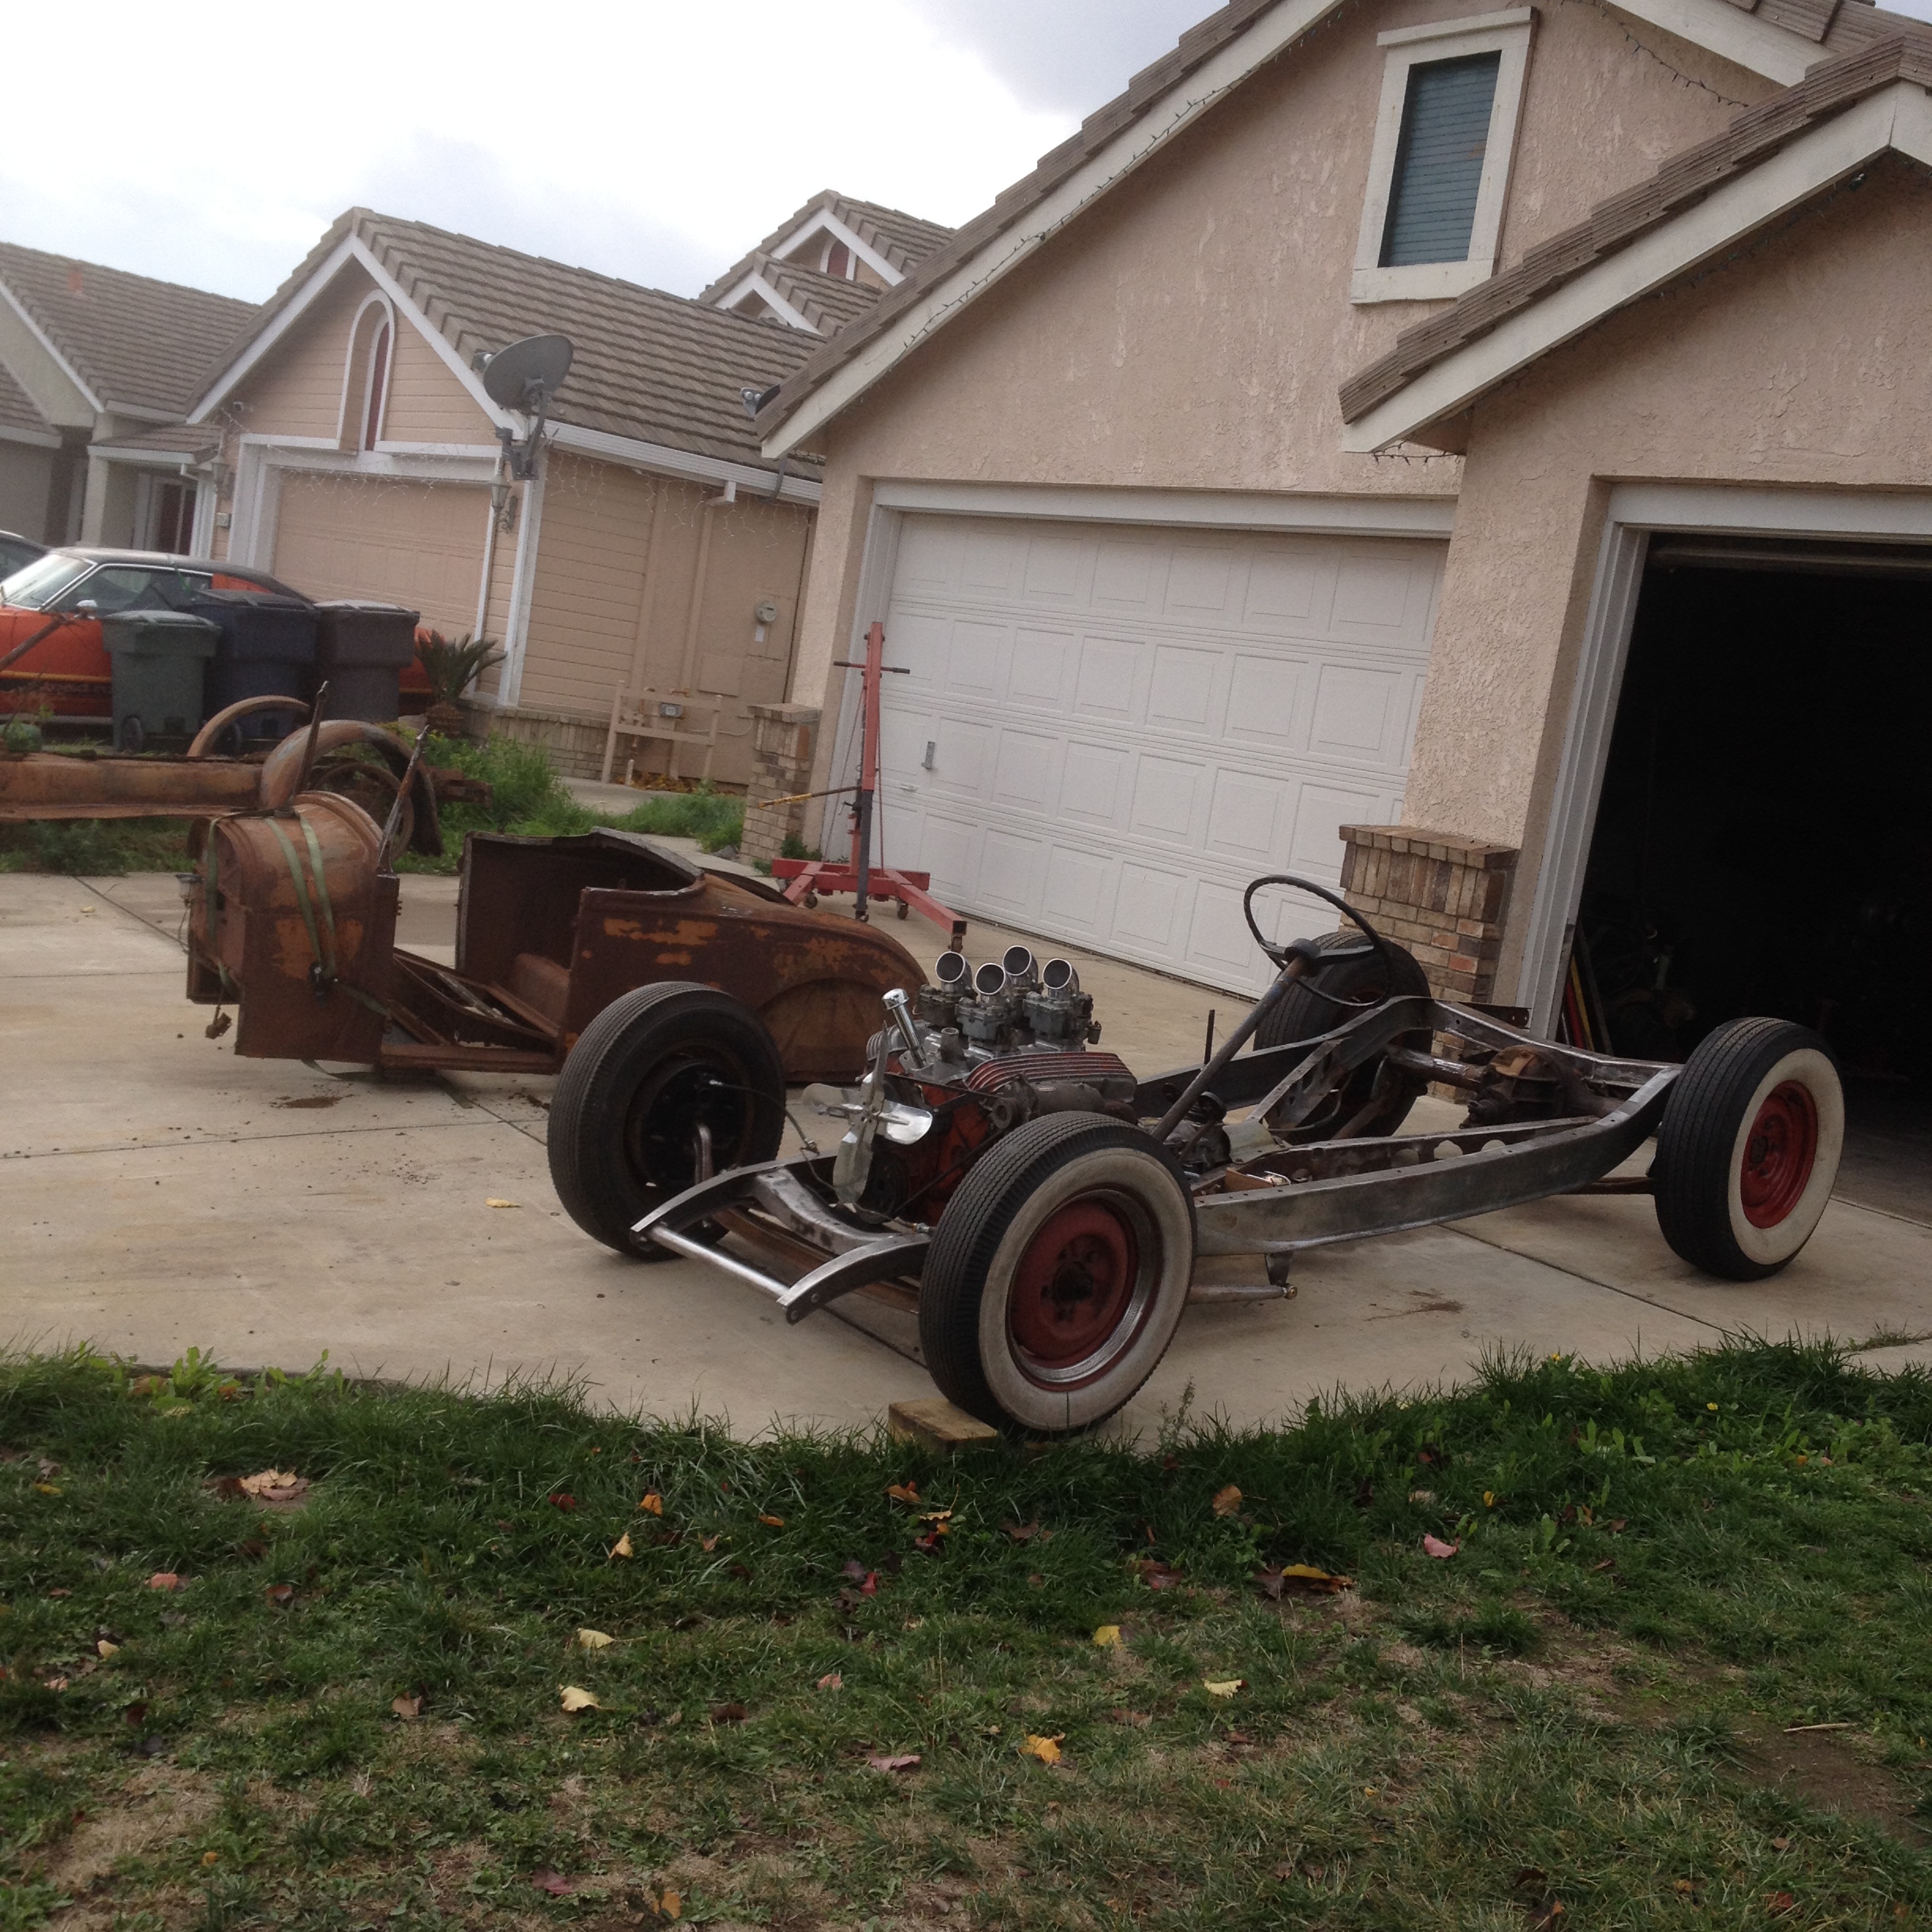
[[369, 441, 505, 461], [548, 420, 822, 504], [763, 0, 1357, 459], [337, 292, 395, 451], [0, 279, 101, 413], [88, 443, 211, 469], [709, 270, 823, 334], [1351, 9, 1537, 305], [497, 465, 546, 707], [1608, 0, 1812, 86], [190, 234, 359, 421], [1520, 481, 1932, 1030], [189, 472, 219, 559], [771, 208, 903, 288], [814, 496, 905, 857], [0, 421, 67, 451], [1346, 83, 1924, 450], [872, 477, 1457, 536]]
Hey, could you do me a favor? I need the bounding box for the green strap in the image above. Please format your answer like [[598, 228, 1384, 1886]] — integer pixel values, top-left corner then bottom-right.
[[265, 818, 330, 985], [298, 816, 339, 977]]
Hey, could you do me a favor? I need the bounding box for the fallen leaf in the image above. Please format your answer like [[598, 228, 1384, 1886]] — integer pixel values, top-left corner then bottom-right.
[[1005, 1520, 1042, 1543], [727, 1562, 753, 1581], [1766, 1893, 1795, 1916], [868, 1751, 921, 1772], [559, 1686, 600, 1713], [710, 1702, 748, 1724], [816, 1672, 844, 1691], [1589, 1557, 1616, 1574], [886, 1481, 920, 1503], [147, 1572, 182, 1592], [1028, 1572, 1046, 1588], [639, 1493, 665, 1515], [659, 1886, 683, 1919], [577, 1628, 616, 1652], [1673, 1878, 1700, 1895], [46, 1587, 71, 1598], [43, 1676, 69, 1692], [1020, 1734, 1064, 1765], [1093, 1624, 1124, 1649], [1204, 1679, 1245, 1699], [1528, 1899, 1566, 1930], [530, 1869, 574, 1896], [32, 1481, 60, 1495], [1108, 1708, 1151, 1728], [1422, 1534, 1459, 1559], [1134, 1556, 1184, 1591], [549, 1493, 577, 1512], [609, 1533, 635, 1559], [37, 1458, 60, 1477], [96, 1639, 119, 1659], [1211, 1484, 1243, 1518], [1770, 1838, 1792, 1853], [391, 1694, 422, 1720], [758, 1514, 785, 1527], [122, 1701, 148, 1727], [1258, 1563, 1355, 1599], [1409, 1488, 1436, 1503], [202, 1851, 220, 1867], [699, 1534, 720, 1553], [485, 1198, 519, 1209], [238, 1469, 306, 1502], [264, 1583, 295, 1608]]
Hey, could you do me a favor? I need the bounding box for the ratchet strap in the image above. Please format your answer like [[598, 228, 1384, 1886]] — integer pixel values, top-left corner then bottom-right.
[[264, 813, 392, 1021]]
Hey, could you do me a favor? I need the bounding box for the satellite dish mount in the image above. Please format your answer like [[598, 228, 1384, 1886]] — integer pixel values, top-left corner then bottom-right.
[[477, 333, 575, 483]]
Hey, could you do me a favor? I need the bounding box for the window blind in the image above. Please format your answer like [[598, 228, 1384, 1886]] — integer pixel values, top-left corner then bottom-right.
[[1380, 51, 1502, 268]]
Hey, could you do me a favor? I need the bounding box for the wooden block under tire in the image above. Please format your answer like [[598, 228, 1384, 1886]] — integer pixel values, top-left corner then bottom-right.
[[888, 1398, 1000, 1451]]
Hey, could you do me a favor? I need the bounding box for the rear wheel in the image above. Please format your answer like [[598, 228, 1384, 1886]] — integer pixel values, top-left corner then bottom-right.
[[1255, 930, 1432, 1140], [919, 1115, 1195, 1435], [1653, 1017, 1843, 1279], [547, 982, 786, 1258]]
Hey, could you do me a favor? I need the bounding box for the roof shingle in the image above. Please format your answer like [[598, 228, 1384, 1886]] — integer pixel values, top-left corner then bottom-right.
[[698, 190, 954, 305]]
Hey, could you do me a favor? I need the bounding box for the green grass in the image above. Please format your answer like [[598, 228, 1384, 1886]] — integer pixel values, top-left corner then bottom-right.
[[0, 818, 195, 877], [3, 1339, 1930, 1926]]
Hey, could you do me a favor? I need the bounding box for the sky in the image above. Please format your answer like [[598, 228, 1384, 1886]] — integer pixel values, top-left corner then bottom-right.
[[0, 1, 1208, 305]]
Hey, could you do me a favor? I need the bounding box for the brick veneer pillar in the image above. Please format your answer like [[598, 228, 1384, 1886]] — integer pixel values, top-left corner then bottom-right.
[[1338, 826, 1518, 1003], [740, 703, 820, 869]]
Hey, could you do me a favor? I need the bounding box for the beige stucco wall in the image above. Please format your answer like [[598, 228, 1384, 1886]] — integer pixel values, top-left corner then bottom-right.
[[787, 0, 1767, 736], [0, 440, 54, 541], [378, 313, 494, 447], [1403, 155, 1932, 995], [230, 269, 373, 443]]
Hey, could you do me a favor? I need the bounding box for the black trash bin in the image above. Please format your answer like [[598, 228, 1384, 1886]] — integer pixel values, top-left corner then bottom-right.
[[100, 610, 221, 752], [188, 590, 318, 743], [313, 601, 421, 722]]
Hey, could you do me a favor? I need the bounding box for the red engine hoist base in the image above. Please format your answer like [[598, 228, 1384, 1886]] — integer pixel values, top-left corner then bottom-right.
[[773, 621, 964, 942]]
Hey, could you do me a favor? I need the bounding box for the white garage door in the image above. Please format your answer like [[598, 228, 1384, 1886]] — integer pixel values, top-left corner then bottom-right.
[[271, 475, 488, 634], [875, 515, 1444, 994]]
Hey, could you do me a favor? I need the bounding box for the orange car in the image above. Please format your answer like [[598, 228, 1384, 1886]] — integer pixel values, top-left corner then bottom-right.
[[0, 548, 432, 721]]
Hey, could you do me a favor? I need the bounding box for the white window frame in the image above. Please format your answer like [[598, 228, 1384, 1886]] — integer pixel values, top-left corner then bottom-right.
[[1352, 7, 1537, 305]]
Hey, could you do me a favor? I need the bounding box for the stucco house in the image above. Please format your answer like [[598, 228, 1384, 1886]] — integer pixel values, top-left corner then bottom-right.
[[0, 243, 253, 551], [185, 210, 835, 784], [751, 0, 1932, 1123]]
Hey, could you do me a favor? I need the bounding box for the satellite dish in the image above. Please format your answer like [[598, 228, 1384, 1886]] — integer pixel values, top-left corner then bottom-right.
[[481, 334, 574, 412], [478, 334, 574, 481]]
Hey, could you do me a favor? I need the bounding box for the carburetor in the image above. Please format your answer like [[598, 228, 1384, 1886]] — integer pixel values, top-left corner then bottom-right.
[[910, 945, 1099, 1070]]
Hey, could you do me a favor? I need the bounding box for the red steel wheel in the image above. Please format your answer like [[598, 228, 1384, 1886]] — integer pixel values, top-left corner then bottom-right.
[[919, 1115, 1195, 1434], [1653, 1018, 1843, 1280]]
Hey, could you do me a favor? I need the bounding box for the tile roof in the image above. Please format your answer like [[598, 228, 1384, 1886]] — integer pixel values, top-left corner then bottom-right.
[[731, 254, 889, 334], [0, 359, 54, 441], [1337, 33, 1932, 429], [0, 242, 256, 417], [698, 190, 954, 305], [220, 211, 827, 477], [92, 421, 223, 459]]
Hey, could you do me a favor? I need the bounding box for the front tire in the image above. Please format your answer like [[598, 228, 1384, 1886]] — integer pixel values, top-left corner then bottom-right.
[[548, 982, 786, 1258], [919, 1115, 1195, 1435], [1653, 1017, 1843, 1279]]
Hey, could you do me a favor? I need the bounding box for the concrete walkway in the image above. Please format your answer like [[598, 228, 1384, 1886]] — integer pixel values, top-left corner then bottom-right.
[[2, 865, 1927, 1438]]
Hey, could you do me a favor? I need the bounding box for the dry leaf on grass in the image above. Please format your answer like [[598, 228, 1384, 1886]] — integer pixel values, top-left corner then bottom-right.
[[710, 1702, 748, 1724], [1211, 1484, 1243, 1518], [868, 1751, 921, 1772], [1204, 1679, 1245, 1698], [1020, 1734, 1065, 1765], [95, 1639, 119, 1659], [391, 1694, 422, 1720], [530, 1870, 575, 1896], [1422, 1533, 1460, 1559], [559, 1686, 601, 1713], [549, 1492, 577, 1512], [32, 1481, 60, 1496], [886, 1481, 920, 1503], [1093, 1625, 1124, 1649], [758, 1513, 785, 1527], [609, 1532, 634, 1559], [577, 1628, 614, 1650], [816, 1672, 843, 1690], [1004, 1520, 1042, 1543], [639, 1492, 665, 1516], [264, 1583, 295, 1608], [1134, 1557, 1184, 1591], [1257, 1563, 1354, 1600], [238, 1469, 308, 1503], [147, 1572, 182, 1592]]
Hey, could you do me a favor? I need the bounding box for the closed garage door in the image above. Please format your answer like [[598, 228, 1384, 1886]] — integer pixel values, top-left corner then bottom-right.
[[271, 474, 487, 632], [876, 515, 1444, 994]]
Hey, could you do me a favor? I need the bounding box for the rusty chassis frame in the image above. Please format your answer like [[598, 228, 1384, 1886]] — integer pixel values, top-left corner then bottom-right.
[[635, 995, 1679, 1323]]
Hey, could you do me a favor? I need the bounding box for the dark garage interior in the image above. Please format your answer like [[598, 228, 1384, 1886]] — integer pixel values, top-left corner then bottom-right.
[[1571, 537, 1931, 1222]]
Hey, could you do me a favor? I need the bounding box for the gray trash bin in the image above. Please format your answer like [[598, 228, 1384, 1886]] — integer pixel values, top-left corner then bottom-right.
[[101, 610, 221, 753], [313, 601, 421, 721]]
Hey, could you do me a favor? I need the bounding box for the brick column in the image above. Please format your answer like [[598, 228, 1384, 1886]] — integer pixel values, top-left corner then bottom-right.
[[1339, 826, 1518, 1004], [741, 703, 820, 870]]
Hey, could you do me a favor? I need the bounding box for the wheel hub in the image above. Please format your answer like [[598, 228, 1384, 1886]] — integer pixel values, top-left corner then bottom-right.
[[1009, 1200, 1139, 1369], [1739, 1080, 1819, 1228]]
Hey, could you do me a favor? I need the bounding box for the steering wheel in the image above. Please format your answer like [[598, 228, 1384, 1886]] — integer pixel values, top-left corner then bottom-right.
[[1241, 873, 1401, 1008]]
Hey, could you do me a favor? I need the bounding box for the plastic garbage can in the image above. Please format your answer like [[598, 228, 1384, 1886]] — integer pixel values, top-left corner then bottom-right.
[[100, 609, 220, 752], [188, 590, 318, 743], [313, 601, 421, 721]]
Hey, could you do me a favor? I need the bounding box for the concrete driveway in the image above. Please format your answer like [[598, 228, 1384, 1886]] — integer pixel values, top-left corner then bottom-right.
[[2, 862, 1926, 1436]]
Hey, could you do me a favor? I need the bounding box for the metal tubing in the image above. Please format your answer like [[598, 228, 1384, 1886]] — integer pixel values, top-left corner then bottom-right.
[[1152, 963, 1308, 1141]]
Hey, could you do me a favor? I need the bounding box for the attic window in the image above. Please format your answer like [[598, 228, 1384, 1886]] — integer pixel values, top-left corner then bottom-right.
[[823, 240, 852, 279], [1353, 8, 1535, 305], [363, 321, 391, 449]]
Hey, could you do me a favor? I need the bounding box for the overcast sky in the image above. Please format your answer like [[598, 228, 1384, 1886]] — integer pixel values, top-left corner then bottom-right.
[[8, 0, 1926, 307], [0, 1, 1208, 305]]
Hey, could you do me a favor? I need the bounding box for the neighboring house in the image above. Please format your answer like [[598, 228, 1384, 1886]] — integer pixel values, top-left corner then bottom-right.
[[186, 210, 831, 784], [0, 243, 254, 552], [751, 0, 1932, 1102], [701, 190, 955, 335]]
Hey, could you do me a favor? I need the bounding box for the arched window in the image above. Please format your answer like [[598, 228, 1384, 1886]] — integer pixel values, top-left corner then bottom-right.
[[361, 319, 391, 449], [340, 296, 396, 453]]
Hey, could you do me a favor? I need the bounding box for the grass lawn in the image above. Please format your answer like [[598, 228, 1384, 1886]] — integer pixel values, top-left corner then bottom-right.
[[2, 1340, 1930, 1929]]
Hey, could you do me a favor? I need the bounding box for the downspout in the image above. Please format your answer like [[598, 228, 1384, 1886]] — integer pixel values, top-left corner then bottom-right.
[[676, 477, 735, 691]]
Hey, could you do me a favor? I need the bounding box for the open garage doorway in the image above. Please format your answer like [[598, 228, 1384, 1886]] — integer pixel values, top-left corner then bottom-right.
[[1571, 536, 1930, 1223]]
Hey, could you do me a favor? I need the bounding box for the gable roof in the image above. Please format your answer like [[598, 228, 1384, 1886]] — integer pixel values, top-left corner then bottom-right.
[[698, 190, 954, 307], [1339, 33, 1932, 448], [199, 210, 826, 481], [753, 0, 1932, 457], [0, 360, 58, 445], [0, 242, 256, 419], [713, 254, 889, 335]]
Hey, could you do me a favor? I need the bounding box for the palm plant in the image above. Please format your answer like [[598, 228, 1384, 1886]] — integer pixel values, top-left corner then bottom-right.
[[414, 631, 504, 736]]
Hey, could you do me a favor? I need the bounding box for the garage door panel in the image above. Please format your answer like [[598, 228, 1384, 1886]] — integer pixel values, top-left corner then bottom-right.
[[880, 514, 1443, 994], [271, 474, 485, 633]]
